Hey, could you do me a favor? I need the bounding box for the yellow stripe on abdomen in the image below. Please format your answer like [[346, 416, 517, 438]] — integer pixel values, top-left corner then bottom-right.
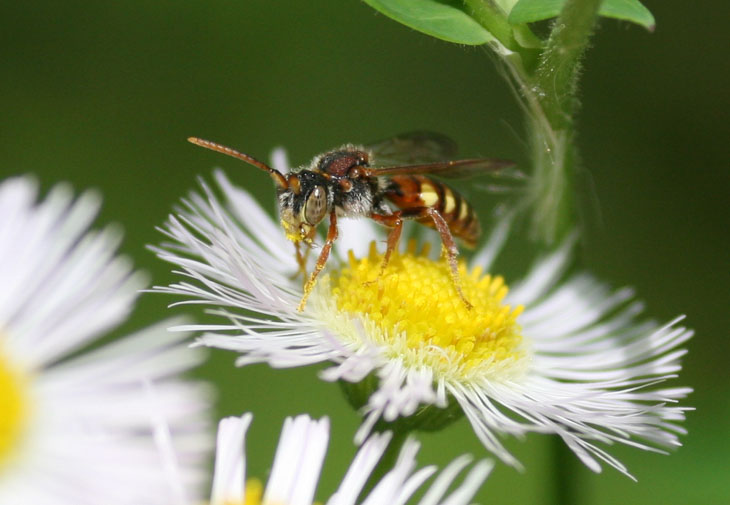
[[419, 181, 439, 207]]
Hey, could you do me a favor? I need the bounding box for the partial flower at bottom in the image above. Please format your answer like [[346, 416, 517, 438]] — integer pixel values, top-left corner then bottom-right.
[[0, 176, 211, 505], [206, 413, 492, 505], [154, 168, 692, 478]]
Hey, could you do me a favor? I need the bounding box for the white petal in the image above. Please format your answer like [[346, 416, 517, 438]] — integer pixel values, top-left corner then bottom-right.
[[416, 455, 472, 505], [326, 432, 392, 505], [334, 217, 381, 261], [0, 176, 212, 505], [210, 414, 252, 505], [435, 459, 493, 505], [469, 211, 513, 272], [270, 146, 291, 174], [362, 438, 435, 505], [506, 234, 576, 306], [263, 415, 330, 505]]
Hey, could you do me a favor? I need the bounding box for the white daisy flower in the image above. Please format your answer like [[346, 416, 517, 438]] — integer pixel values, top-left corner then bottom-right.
[[0, 176, 211, 505], [154, 164, 692, 479], [207, 412, 492, 505]]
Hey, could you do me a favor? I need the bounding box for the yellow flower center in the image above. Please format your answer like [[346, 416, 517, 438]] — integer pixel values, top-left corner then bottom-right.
[[0, 340, 30, 470], [242, 478, 263, 505], [314, 242, 529, 383]]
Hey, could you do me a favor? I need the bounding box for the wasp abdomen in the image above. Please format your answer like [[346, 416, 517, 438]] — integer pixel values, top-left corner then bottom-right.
[[384, 175, 480, 248]]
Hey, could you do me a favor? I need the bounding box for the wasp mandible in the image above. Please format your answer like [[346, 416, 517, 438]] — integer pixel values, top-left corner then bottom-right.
[[188, 132, 515, 312]]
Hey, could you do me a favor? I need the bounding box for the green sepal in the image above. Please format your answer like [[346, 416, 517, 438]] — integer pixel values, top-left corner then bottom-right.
[[340, 373, 464, 434]]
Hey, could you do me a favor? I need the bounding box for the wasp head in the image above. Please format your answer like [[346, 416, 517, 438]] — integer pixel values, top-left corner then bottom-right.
[[277, 171, 331, 244]]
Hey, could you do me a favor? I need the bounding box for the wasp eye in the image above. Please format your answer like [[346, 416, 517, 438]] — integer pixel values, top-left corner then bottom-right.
[[304, 185, 327, 225]]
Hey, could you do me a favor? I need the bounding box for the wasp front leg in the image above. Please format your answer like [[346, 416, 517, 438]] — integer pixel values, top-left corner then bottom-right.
[[298, 211, 338, 312], [291, 241, 311, 286]]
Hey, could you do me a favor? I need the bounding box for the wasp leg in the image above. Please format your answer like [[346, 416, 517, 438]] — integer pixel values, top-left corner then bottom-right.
[[421, 207, 472, 309], [367, 212, 404, 284], [388, 207, 472, 309], [291, 241, 310, 286], [298, 211, 338, 312]]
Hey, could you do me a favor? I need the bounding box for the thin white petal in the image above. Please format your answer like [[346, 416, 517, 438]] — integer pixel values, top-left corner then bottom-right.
[[437, 459, 494, 505], [263, 416, 330, 505], [416, 455, 473, 505], [506, 234, 576, 306], [326, 432, 392, 505], [469, 210, 513, 272], [210, 414, 252, 505], [0, 176, 212, 505]]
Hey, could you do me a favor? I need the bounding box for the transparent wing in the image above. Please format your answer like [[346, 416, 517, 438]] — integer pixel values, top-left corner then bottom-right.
[[368, 158, 516, 179], [367, 131, 458, 166], [367, 131, 515, 179]]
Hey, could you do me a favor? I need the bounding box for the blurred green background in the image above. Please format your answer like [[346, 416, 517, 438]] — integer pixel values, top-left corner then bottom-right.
[[2, 1, 728, 503]]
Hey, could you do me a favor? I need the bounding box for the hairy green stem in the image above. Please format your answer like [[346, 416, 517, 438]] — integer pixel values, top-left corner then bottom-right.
[[535, 0, 603, 128], [465, 0, 601, 244], [510, 0, 600, 244], [522, 109, 578, 244]]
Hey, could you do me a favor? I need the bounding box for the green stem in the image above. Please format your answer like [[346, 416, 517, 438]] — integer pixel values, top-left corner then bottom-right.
[[549, 436, 580, 505], [500, 0, 600, 244], [462, 0, 522, 52], [523, 112, 577, 244], [535, 0, 603, 129]]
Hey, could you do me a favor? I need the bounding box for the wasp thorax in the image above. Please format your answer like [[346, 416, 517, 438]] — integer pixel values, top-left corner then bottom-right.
[[315, 148, 369, 177]]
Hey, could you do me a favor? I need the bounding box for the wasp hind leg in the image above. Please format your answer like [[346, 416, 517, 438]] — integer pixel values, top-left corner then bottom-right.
[[373, 207, 472, 309], [423, 207, 472, 310]]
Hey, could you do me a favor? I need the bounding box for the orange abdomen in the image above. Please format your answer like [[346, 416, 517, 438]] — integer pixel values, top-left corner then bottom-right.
[[384, 175, 480, 248]]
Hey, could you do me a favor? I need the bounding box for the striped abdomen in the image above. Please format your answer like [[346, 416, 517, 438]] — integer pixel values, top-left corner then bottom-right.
[[384, 175, 480, 248]]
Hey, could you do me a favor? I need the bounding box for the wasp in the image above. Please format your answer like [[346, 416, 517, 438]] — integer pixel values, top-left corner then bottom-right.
[[188, 132, 515, 312]]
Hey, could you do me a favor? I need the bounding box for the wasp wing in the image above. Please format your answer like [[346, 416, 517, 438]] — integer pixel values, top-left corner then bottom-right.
[[368, 158, 516, 179], [367, 131, 516, 179], [367, 131, 458, 166]]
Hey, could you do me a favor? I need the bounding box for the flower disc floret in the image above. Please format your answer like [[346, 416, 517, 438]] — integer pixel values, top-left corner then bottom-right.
[[324, 242, 528, 383], [0, 343, 29, 468]]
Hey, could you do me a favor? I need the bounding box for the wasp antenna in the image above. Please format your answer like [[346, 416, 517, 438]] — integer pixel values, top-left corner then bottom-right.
[[187, 137, 288, 189]]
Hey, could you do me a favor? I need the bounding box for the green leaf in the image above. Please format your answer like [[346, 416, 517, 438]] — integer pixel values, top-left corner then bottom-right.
[[508, 0, 656, 31], [600, 0, 655, 31], [361, 0, 496, 45]]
